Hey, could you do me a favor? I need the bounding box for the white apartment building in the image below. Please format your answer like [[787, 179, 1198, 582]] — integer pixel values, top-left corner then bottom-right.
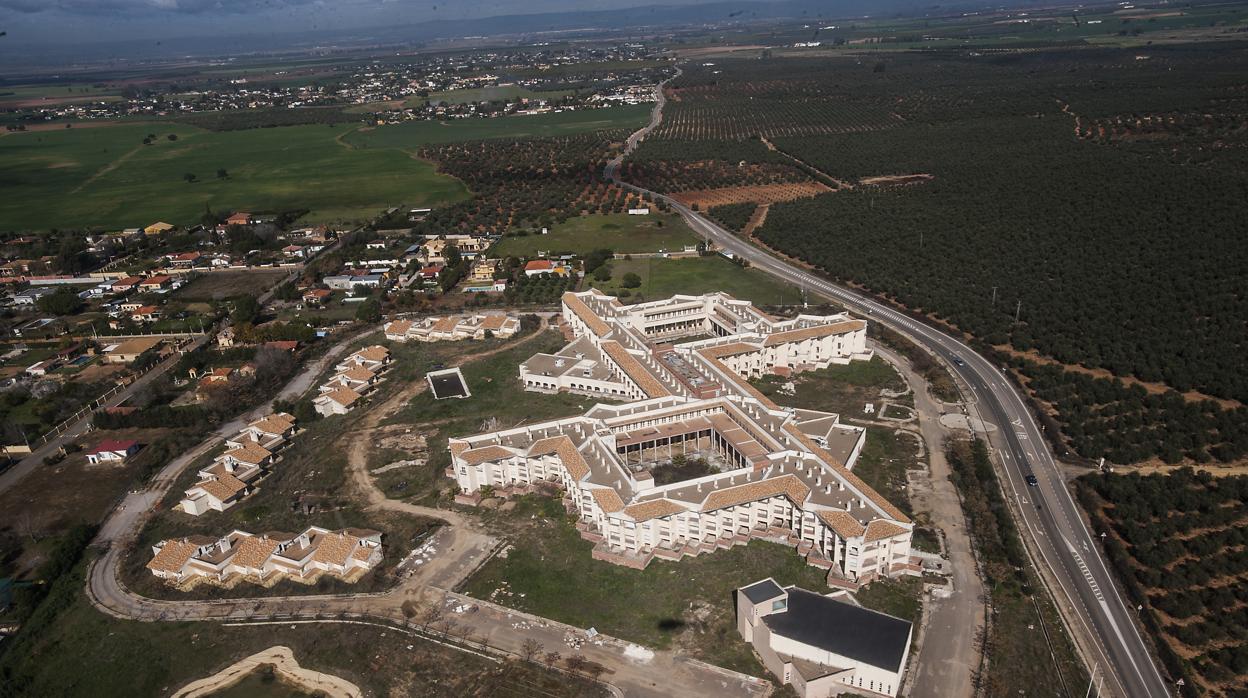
[[449, 290, 917, 586]]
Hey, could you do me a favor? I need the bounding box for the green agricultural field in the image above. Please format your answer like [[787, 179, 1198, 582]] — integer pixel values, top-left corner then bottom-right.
[[588, 255, 798, 306], [0, 83, 123, 106], [491, 213, 698, 257], [0, 122, 468, 231], [415, 84, 574, 107], [344, 105, 649, 150]]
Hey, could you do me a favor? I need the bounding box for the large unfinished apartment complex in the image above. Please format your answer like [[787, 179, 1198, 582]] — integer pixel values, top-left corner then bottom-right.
[[450, 290, 917, 586]]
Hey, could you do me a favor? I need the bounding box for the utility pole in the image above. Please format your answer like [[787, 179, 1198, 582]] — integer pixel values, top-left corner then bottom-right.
[[991, 286, 997, 308], [1014, 300, 1022, 325], [1085, 663, 1099, 698]]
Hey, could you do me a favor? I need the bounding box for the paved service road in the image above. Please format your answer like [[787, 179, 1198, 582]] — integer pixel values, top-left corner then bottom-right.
[[607, 148, 1169, 695]]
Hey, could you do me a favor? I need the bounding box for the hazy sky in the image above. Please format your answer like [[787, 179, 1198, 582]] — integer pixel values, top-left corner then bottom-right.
[[0, 0, 738, 45]]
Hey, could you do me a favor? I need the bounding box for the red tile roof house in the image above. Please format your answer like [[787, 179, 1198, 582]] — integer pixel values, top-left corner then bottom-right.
[[523, 259, 554, 277], [130, 305, 163, 323], [169, 252, 202, 268], [85, 439, 140, 465], [302, 288, 332, 306], [226, 212, 252, 226], [139, 275, 172, 291], [110, 275, 144, 294]]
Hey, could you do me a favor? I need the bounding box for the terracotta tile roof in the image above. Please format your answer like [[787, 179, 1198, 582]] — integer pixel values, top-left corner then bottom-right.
[[624, 499, 688, 522], [385, 319, 414, 335], [590, 488, 626, 513], [449, 441, 470, 458], [249, 412, 295, 435], [354, 345, 390, 362], [601, 341, 670, 398], [432, 316, 460, 332], [223, 441, 272, 466], [311, 532, 360, 567], [817, 510, 866, 539], [554, 439, 590, 481], [698, 342, 759, 359], [338, 366, 377, 382], [527, 435, 569, 456], [696, 351, 778, 410], [763, 320, 866, 347], [864, 519, 909, 542], [231, 535, 279, 570], [196, 473, 248, 502], [783, 424, 910, 524], [147, 539, 200, 574], [460, 444, 515, 465], [701, 474, 810, 512], [321, 387, 362, 408], [351, 545, 376, 562], [563, 292, 611, 338], [480, 315, 508, 330]]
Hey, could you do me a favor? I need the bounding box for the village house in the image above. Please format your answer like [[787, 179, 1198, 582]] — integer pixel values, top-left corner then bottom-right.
[[180, 413, 296, 515], [139, 275, 172, 292], [144, 222, 175, 235], [335, 345, 391, 373], [130, 305, 163, 323], [523, 259, 570, 277], [384, 314, 520, 343], [103, 337, 164, 364], [313, 386, 363, 417], [302, 288, 332, 306], [225, 212, 252, 226], [110, 275, 144, 294], [168, 252, 203, 268], [85, 439, 141, 465], [147, 526, 383, 585]]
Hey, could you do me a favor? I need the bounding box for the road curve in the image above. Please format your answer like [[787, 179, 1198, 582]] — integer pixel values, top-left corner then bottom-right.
[[607, 81, 1170, 698]]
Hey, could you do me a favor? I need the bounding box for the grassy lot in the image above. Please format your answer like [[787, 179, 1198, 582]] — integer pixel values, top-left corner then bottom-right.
[[0, 558, 601, 698], [752, 356, 906, 419], [0, 122, 468, 230], [418, 85, 575, 107], [462, 495, 831, 675], [344, 105, 649, 149], [852, 426, 923, 519], [378, 330, 605, 505], [491, 213, 698, 257], [174, 269, 290, 302], [588, 256, 799, 306], [986, 579, 1090, 698]]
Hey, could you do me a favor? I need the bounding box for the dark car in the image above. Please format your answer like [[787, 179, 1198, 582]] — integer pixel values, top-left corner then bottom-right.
[[1025, 474, 1039, 487], [952, 356, 966, 367]]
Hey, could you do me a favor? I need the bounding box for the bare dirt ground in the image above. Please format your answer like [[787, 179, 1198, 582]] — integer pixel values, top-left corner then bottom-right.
[[858, 173, 934, 187], [741, 203, 769, 237], [174, 269, 291, 302], [670, 181, 830, 208], [171, 645, 361, 698]]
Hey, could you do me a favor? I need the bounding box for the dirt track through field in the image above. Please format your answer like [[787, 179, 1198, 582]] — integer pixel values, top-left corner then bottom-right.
[[71, 143, 145, 194], [742, 203, 769, 236]]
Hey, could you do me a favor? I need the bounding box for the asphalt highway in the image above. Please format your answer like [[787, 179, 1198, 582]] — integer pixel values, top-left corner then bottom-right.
[[607, 107, 1169, 693]]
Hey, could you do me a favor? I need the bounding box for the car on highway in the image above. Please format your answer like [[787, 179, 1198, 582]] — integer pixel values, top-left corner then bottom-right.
[[1025, 474, 1039, 487], [952, 356, 966, 367]]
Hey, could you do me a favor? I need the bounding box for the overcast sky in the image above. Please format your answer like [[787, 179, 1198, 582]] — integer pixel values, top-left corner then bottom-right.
[[0, 0, 741, 46]]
